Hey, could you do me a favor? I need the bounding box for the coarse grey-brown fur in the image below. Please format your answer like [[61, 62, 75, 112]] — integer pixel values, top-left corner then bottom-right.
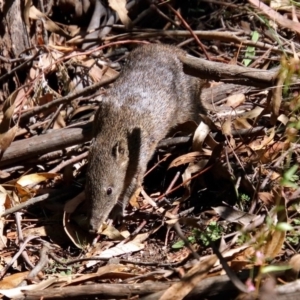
[[85, 44, 206, 232]]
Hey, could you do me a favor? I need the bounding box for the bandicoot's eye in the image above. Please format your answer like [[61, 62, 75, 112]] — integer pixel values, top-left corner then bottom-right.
[[107, 187, 113, 195]]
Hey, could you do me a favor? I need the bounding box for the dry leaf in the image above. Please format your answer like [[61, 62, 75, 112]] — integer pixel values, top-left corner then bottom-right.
[[259, 187, 287, 259], [242, 106, 264, 119], [98, 241, 144, 258], [221, 117, 232, 136], [129, 186, 142, 208], [0, 90, 19, 158], [86, 242, 145, 267], [0, 90, 18, 133], [226, 93, 245, 108], [17, 173, 58, 187], [192, 121, 210, 151], [131, 226, 162, 243], [37, 94, 55, 118], [270, 0, 292, 9], [101, 225, 126, 240], [0, 271, 29, 289], [258, 192, 275, 206], [81, 58, 104, 82], [233, 118, 253, 130], [0, 125, 18, 159], [168, 151, 202, 169], [63, 210, 93, 249], [108, 0, 132, 28], [29, 5, 71, 37], [158, 255, 217, 300], [15, 183, 34, 203], [0, 277, 58, 298], [250, 128, 275, 151], [213, 206, 258, 226], [61, 264, 125, 286]]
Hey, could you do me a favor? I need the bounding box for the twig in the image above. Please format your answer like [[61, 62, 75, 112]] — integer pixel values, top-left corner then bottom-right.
[[166, 4, 211, 60], [27, 242, 51, 280], [49, 151, 89, 173], [2, 191, 73, 216], [15, 212, 35, 269], [20, 75, 119, 123], [0, 236, 39, 279]]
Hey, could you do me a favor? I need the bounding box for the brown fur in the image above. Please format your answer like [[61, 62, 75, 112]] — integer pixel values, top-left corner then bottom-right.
[[85, 44, 206, 232]]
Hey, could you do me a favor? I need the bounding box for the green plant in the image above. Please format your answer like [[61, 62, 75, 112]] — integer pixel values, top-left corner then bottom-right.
[[236, 231, 251, 246], [240, 194, 251, 202], [243, 31, 260, 67], [44, 260, 77, 276], [172, 235, 196, 249], [199, 221, 223, 246], [172, 221, 224, 250], [280, 164, 299, 188]]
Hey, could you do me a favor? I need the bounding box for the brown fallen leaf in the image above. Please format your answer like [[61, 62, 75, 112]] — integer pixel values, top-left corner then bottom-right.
[[108, 0, 132, 28], [168, 151, 203, 169], [259, 141, 289, 164], [259, 187, 287, 259], [0, 277, 58, 298], [0, 125, 18, 160], [0, 89, 19, 159], [16, 173, 59, 187], [29, 5, 71, 37], [258, 192, 275, 206], [158, 255, 218, 300], [61, 264, 126, 287], [226, 93, 245, 108], [0, 271, 29, 289], [249, 128, 275, 151]]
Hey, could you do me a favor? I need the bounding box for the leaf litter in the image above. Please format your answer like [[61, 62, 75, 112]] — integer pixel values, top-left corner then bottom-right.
[[0, 0, 300, 299]]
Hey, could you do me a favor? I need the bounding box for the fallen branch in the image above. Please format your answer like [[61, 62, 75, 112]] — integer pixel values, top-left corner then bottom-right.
[[0, 123, 92, 168], [180, 54, 278, 87], [22, 272, 245, 300]]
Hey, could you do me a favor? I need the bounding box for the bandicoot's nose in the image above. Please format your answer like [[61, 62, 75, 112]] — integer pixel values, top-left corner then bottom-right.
[[88, 225, 97, 234], [88, 216, 101, 234]]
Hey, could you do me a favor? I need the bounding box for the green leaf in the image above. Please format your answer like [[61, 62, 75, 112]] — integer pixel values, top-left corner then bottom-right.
[[261, 265, 291, 274], [243, 31, 260, 66], [280, 164, 299, 188], [284, 164, 298, 181], [251, 31, 260, 42], [275, 222, 294, 232], [172, 240, 185, 249]]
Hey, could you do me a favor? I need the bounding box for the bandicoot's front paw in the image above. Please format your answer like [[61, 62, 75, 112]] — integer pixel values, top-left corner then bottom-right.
[[108, 202, 124, 223]]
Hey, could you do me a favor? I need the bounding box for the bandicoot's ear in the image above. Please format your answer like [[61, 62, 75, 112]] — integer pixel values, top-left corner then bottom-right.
[[112, 139, 129, 163]]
